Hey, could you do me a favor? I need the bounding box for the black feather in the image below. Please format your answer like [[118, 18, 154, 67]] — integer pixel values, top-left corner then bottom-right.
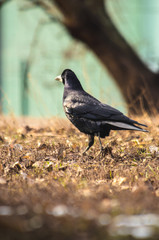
[[56, 69, 148, 153]]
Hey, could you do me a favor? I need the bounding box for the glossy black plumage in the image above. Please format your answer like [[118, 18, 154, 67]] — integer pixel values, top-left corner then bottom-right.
[[55, 69, 148, 153]]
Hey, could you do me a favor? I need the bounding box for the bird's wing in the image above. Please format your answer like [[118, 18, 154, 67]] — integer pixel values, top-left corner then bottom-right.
[[64, 92, 125, 121], [64, 92, 147, 127]]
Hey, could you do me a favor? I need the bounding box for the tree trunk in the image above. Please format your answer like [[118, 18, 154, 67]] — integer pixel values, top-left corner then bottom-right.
[[53, 0, 159, 115], [18, 0, 159, 114]]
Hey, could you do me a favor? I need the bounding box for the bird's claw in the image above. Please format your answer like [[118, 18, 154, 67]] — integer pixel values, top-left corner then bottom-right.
[[82, 150, 87, 156], [99, 146, 113, 157]]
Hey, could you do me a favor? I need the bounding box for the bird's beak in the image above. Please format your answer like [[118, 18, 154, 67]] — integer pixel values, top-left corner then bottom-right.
[[55, 75, 62, 82]]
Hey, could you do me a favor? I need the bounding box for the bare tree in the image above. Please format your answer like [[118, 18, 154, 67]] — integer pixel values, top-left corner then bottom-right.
[[3, 0, 159, 114]]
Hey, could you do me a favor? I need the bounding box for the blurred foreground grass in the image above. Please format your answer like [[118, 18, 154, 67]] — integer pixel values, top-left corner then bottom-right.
[[0, 115, 159, 240]]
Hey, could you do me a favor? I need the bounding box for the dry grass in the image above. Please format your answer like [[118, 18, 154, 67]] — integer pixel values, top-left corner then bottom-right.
[[0, 115, 159, 239]]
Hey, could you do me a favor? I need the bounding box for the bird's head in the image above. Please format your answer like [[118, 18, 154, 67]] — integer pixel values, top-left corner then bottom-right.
[[55, 69, 83, 90]]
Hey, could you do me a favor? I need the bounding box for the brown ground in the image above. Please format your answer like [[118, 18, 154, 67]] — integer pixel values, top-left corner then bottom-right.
[[0, 115, 159, 240]]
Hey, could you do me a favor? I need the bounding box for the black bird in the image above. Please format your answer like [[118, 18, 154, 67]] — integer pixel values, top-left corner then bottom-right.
[[55, 69, 148, 154]]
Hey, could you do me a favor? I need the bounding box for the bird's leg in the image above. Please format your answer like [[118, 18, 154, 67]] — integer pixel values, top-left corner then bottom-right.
[[83, 135, 94, 154], [97, 132, 104, 152], [97, 132, 113, 157]]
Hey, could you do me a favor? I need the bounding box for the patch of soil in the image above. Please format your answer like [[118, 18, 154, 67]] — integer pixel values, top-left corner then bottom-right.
[[0, 115, 159, 240]]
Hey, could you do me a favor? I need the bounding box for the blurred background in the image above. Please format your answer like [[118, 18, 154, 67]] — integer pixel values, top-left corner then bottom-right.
[[0, 0, 159, 117]]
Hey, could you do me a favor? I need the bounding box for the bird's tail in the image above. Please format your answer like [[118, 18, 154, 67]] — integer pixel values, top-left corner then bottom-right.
[[131, 120, 147, 128], [105, 121, 148, 132]]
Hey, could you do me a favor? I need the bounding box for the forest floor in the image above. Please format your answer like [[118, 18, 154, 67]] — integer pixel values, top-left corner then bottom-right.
[[0, 115, 159, 240]]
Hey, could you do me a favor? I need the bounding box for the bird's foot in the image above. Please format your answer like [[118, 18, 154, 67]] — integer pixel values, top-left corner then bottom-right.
[[82, 150, 87, 156], [99, 146, 113, 157]]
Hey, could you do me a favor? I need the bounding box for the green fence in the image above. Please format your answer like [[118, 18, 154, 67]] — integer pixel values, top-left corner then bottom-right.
[[0, 0, 159, 117]]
